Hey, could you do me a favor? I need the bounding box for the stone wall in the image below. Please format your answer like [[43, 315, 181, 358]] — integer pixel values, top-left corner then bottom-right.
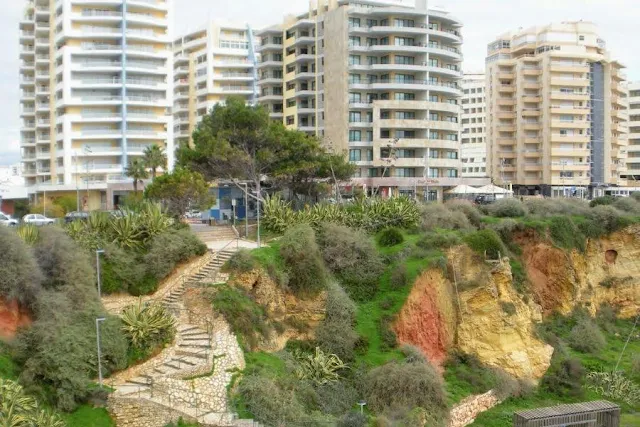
[[448, 390, 501, 427], [108, 396, 198, 427]]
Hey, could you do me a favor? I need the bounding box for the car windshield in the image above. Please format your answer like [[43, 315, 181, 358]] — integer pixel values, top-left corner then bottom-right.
[[35, 215, 44, 219]]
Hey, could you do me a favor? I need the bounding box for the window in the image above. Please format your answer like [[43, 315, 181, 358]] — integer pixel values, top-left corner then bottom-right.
[[286, 115, 294, 125], [394, 18, 415, 28], [429, 131, 439, 139], [447, 169, 458, 178], [286, 30, 295, 39], [395, 37, 415, 46], [395, 55, 415, 65], [348, 17, 361, 27], [349, 149, 361, 161], [286, 82, 295, 91], [429, 112, 439, 121], [397, 149, 416, 158], [395, 92, 415, 100], [219, 40, 249, 49], [396, 130, 415, 138], [579, 35, 585, 41], [348, 55, 361, 65], [286, 64, 295, 73], [428, 59, 439, 67], [349, 92, 362, 103], [445, 151, 458, 159], [366, 19, 378, 27], [286, 98, 296, 107], [366, 39, 378, 47], [348, 74, 361, 84], [366, 131, 373, 142], [349, 130, 361, 141], [429, 95, 439, 102], [349, 111, 362, 122], [349, 36, 361, 47], [365, 149, 373, 160], [367, 56, 378, 65], [395, 168, 416, 177], [273, 36, 283, 44], [395, 111, 416, 119]]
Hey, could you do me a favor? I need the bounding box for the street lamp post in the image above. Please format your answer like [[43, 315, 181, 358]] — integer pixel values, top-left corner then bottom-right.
[[243, 182, 248, 238], [95, 317, 106, 387], [357, 400, 367, 415], [96, 249, 105, 298]]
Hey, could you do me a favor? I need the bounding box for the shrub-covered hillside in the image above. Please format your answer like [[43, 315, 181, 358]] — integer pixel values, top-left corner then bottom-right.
[[218, 196, 640, 426]]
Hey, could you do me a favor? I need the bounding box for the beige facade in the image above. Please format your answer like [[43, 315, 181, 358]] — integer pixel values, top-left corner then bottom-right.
[[173, 22, 258, 147], [626, 82, 640, 182], [257, 0, 470, 199], [461, 73, 487, 178], [19, 0, 174, 209], [486, 22, 628, 198]]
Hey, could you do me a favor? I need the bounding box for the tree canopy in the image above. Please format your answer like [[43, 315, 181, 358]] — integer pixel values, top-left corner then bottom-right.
[[144, 168, 213, 217], [177, 96, 354, 199]]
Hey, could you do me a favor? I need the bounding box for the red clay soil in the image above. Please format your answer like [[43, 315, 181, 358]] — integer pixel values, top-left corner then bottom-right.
[[518, 235, 574, 315], [394, 272, 453, 368], [0, 298, 32, 340]]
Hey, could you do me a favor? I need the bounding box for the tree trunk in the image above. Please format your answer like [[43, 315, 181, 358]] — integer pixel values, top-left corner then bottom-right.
[[133, 179, 138, 193], [152, 168, 157, 180]]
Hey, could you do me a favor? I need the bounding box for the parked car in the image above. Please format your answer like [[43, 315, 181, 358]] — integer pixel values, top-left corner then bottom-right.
[[474, 195, 497, 205], [0, 212, 18, 227], [185, 210, 201, 219], [22, 214, 55, 226], [64, 211, 89, 224]]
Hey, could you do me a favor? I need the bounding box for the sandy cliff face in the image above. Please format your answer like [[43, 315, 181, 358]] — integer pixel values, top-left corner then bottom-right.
[[395, 247, 553, 379], [0, 298, 32, 340], [522, 225, 640, 318], [229, 270, 327, 351], [394, 227, 640, 380]]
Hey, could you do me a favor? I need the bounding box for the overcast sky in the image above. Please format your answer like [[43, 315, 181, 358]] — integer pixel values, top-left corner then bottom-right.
[[1, 0, 639, 166]]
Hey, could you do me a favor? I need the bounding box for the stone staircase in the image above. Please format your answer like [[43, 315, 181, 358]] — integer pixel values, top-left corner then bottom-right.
[[193, 225, 238, 243], [161, 250, 236, 313], [109, 245, 262, 427]]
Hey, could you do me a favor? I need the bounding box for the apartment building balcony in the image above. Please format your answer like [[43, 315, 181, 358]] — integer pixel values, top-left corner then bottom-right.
[[212, 59, 253, 69], [550, 162, 590, 171], [521, 94, 541, 103], [550, 106, 589, 115], [521, 108, 541, 117], [551, 147, 590, 157], [522, 67, 542, 76], [349, 120, 373, 128], [21, 137, 36, 146], [496, 111, 514, 119], [258, 59, 284, 69], [550, 91, 589, 101], [497, 98, 515, 106], [522, 163, 543, 172], [292, 71, 315, 81], [256, 43, 283, 52], [498, 85, 515, 94], [497, 72, 515, 80], [497, 150, 517, 159], [550, 120, 589, 129], [549, 63, 589, 73], [522, 122, 541, 131], [496, 124, 516, 132], [550, 78, 589, 87], [216, 73, 254, 81], [612, 109, 628, 120], [611, 96, 626, 107]]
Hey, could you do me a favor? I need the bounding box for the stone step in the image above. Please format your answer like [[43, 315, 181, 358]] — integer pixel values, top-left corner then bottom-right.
[[127, 376, 152, 386], [115, 383, 150, 395], [179, 341, 212, 349], [175, 349, 209, 360], [181, 336, 210, 343], [177, 325, 201, 333], [153, 365, 180, 375], [169, 356, 200, 367]]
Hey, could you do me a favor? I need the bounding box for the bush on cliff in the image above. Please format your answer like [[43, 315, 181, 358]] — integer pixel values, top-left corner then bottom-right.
[[279, 224, 328, 299], [315, 283, 359, 362], [568, 318, 606, 354], [316, 223, 384, 301], [420, 203, 472, 231], [463, 229, 507, 259], [0, 226, 42, 307]]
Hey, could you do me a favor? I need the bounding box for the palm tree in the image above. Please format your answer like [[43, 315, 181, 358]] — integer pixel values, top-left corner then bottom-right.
[[143, 144, 167, 180], [126, 158, 149, 193]]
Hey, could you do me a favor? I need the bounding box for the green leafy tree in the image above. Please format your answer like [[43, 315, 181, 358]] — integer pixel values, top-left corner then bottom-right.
[[143, 144, 168, 180], [178, 96, 355, 204], [125, 158, 149, 193], [144, 168, 213, 217]]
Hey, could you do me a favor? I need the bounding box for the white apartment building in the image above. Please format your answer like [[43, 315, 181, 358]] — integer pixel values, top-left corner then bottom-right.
[[19, 0, 173, 210], [460, 73, 487, 178], [257, 0, 486, 201], [626, 82, 640, 182], [486, 22, 628, 198], [173, 22, 259, 147]]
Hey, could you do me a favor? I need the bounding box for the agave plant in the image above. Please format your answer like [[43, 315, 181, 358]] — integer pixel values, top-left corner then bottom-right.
[[293, 347, 347, 385], [121, 299, 176, 351], [110, 213, 145, 250], [87, 211, 111, 233], [31, 408, 66, 427], [0, 378, 38, 427], [262, 195, 298, 233], [15, 224, 39, 245], [587, 371, 640, 405], [138, 202, 173, 239]]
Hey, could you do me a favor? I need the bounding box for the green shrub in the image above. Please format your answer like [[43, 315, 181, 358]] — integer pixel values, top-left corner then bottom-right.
[[595, 304, 618, 333], [590, 195, 616, 207], [548, 216, 586, 251], [316, 283, 358, 362], [315, 381, 359, 417], [376, 227, 404, 247], [364, 360, 447, 419], [338, 412, 367, 427], [16, 307, 128, 411], [631, 192, 640, 202], [0, 226, 42, 307], [487, 198, 526, 217], [509, 259, 528, 294], [236, 374, 307, 426], [142, 229, 207, 292], [316, 224, 384, 302], [541, 356, 585, 398], [489, 219, 520, 243], [587, 371, 640, 405], [379, 314, 397, 351], [500, 301, 516, 316], [390, 264, 408, 289], [416, 231, 461, 250], [524, 198, 590, 217], [279, 225, 328, 298], [100, 243, 146, 294], [222, 249, 256, 273], [128, 275, 160, 297], [400, 344, 427, 364], [568, 318, 606, 354], [420, 203, 472, 231], [211, 285, 271, 350], [632, 354, 640, 380], [463, 229, 507, 259], [0, 379, 66, 427], [445, 200, 483, 228], [612, 196, 640, 214]]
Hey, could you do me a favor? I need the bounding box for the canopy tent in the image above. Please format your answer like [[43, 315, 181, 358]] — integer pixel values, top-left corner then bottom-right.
[[476, 184, 513, 195], [445, 185, 480, 194]]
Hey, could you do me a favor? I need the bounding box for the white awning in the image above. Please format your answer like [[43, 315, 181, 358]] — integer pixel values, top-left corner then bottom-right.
[[445, 184, 480, 194], [476, 184, 513, 194]]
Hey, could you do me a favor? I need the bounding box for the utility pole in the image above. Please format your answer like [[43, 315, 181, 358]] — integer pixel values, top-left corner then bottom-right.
[[96, 317, 106, 387]]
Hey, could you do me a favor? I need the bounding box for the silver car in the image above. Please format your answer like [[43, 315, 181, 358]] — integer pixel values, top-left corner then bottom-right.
[[0, 212, 18, 227], [22, 214, 55, 226]]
